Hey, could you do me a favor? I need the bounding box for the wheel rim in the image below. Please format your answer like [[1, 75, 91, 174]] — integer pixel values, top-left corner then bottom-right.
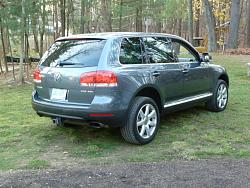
[[217, 83, 228, 109], [136, 104, 157, 139]]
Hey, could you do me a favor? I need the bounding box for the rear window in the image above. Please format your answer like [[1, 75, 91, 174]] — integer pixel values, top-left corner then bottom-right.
[[40, 39, 106, 67]]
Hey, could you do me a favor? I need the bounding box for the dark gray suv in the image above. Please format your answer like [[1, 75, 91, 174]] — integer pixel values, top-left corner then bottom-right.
[[32, 32, 229, 144]]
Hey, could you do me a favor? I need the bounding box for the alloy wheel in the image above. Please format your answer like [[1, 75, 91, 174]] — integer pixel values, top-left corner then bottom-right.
[[136, 104, 157, 139], [217, 83, 228, 109]]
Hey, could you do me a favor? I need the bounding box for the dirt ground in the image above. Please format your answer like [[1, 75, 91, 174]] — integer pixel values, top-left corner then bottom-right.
[[0, 63, 36, 86], [1, 159, 250, 188]]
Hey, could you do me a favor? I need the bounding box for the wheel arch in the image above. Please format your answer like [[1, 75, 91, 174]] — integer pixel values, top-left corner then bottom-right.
[[133, 86, 163, 113], [218, 74, 229, 87]]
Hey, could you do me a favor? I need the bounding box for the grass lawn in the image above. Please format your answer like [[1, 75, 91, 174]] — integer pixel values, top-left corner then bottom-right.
[[0, 54, 250, 171]]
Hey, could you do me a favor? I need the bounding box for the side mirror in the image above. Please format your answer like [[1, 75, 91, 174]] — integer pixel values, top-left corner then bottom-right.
[[202, 53, 212, 62]]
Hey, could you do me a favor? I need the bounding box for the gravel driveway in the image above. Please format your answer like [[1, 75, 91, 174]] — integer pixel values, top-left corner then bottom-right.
[[1, 159, 250, 188]]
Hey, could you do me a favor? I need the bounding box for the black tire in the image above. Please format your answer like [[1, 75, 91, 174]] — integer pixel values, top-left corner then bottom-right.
[[206, 79, 229, 112], [120, 97, 160, 145]]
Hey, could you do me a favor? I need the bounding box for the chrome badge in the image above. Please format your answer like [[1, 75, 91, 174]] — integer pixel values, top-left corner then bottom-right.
[[53, 72, 62, 81]]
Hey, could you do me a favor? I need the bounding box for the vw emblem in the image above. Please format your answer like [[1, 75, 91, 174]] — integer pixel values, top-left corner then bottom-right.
[[54, 72, 62, 81]]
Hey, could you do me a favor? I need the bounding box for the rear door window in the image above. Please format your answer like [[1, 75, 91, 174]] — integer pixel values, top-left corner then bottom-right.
[[119, 37, 144, 64], [172, 40, 198, 62], [40, 39, 106, 67], [143, 37, 176, 64]]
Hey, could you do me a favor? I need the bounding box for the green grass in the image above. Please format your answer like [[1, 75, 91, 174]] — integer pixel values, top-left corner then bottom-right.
[[26, 159, 50, 169], [0, 54, 250, 171]]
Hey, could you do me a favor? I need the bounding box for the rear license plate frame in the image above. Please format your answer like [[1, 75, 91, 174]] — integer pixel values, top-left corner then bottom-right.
[[50, 88, 68, 101]]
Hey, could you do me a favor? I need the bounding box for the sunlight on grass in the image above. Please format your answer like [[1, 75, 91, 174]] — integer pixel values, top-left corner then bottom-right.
[[0, 54, 250, 171]]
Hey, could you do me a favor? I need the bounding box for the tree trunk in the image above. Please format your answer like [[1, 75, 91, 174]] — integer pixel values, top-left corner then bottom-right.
[[39, 0, 45, 57], [31, 18, 39, 53], [156, 22, 161, 33], [0, 17, 8, 72], [177, 18, 182, 37], [60, 0, 66, 36], [228, 0, 241, 49], [66, 0, 71, 36], [203, 0, 217, 52], [20, 0, 25, 83], [86, 0, 91, 33], [195, 11, 200, 37], [119, 0, 123, 32], [135, 0, 143, 32], [171, 18, 177, 34], [107, 0, 112, 32], [80, 0, 85, 33], [194, 14, 200, 47], [54, 0, 59, 38], [247, 1, 250, 47], [6, 23, 15, 80], [187, 0, 193, 44], [52, 1, 55, 40], [71, 1, 75, 34], [25, 31, 30, 79], [31, 0, 39, 53], [101, 0, 112, 32], [66, 12, 69, 36], [0, 59, 3, 73], [167, 19, 172, 34], [25, 15, 30, 67]]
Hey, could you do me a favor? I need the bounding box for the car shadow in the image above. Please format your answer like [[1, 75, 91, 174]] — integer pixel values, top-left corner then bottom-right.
[[57, 104, 208, 145], [58, 122, 124, 144], [160, 104, 209, 127]]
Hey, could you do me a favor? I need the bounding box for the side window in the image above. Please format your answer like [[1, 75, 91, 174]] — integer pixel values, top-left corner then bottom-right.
[[143, 37, 175, 64], [119, 37, 143, 64], [172, 41, 197, 62]]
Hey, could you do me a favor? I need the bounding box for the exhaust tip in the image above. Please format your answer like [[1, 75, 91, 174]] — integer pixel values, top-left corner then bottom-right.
[[89, 122, 107, 128]]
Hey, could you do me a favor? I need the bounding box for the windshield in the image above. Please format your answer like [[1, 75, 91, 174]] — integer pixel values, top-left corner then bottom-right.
[[40, 39, 106, 67]]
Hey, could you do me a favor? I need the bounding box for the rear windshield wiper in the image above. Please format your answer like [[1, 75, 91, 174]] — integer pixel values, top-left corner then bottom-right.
[[57, 61, 85, 67]]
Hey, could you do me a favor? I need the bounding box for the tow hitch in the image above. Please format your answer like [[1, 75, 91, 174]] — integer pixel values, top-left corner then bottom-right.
[[52, 117, 65, 127]]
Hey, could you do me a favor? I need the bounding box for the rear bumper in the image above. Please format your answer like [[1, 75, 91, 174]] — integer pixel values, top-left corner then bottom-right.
[[32, 91, 126, 127]]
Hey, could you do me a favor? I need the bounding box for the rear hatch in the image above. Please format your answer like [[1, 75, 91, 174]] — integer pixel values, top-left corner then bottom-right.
[[34, 39, 106, 105]]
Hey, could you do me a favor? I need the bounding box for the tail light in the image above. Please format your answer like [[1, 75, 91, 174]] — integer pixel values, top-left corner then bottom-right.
[[80, 71, 118, 87], [33, 68, 42, 83]]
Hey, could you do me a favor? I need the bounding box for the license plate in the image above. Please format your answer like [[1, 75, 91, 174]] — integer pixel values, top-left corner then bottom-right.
[[51, 88, 67, 101]]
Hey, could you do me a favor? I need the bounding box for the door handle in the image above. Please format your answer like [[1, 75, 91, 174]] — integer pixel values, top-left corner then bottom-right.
[[179, 63, 190, 74], [152, 71, 160, 77], [182, 68, 189, 74]]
